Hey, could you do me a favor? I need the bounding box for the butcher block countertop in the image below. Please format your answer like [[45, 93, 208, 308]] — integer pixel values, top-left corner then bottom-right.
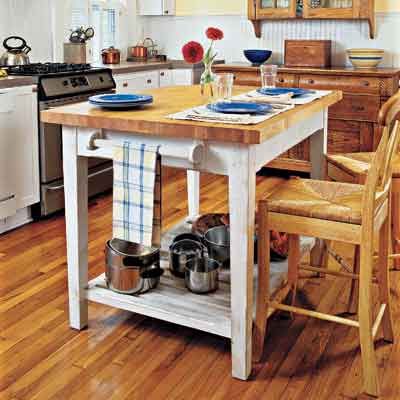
[[40, 85, 342, 145]]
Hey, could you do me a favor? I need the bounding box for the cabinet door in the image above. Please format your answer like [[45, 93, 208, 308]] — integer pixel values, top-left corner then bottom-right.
[[254, 0, 296, 19], [162, 0, 175, 15], [159, 69, 173, 87], [0, 90, 17, 219], [171, 69, 193, 86], [303, 0, 356, 18], [13, 87, 40, 210], [138, 0, 163, 15], [115, 71, 159, 93]]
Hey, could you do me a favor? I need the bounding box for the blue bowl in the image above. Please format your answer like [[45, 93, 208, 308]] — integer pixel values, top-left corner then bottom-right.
[[244, 49, 272, 66]]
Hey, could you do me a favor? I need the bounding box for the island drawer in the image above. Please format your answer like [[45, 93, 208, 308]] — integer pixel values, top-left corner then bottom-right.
[[231, 71, 296, 87]]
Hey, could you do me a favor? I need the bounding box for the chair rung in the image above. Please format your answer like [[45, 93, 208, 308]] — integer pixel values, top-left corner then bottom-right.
[[269, 301, 360, 328], [299, 265, 359, 280], [373, 253, 400, 260], [372, 304, 387, 339]]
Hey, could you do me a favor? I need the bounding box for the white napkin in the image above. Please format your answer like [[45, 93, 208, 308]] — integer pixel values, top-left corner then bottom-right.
[[167, 103, 294, 125], [233, 89, 332, 106]]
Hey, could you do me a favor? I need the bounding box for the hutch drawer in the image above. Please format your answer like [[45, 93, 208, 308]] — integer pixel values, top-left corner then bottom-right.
[[329, 94, 380, 122]]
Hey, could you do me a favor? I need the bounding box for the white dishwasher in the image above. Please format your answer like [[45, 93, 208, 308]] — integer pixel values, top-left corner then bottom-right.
[[0, 88, 17, 219]]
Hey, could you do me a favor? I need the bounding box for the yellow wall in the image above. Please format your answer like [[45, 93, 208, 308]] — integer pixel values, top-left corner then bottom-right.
[[175, 0, 399, 16]]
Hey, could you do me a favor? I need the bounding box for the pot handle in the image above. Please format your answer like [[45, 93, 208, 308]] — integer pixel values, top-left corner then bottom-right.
[[141, 268, 164, 279], [3, 36, 27, 51], [23, 45, 31, 55], [122, 252, 159, 267]]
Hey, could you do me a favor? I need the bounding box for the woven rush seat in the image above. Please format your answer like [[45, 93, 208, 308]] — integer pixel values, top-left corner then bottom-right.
[[265, 177, 385, 224], [327, 152, 400, 177]]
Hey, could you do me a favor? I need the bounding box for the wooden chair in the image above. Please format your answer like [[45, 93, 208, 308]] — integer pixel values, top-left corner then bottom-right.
[[254, 120, 400, 397], [327, 91, 400, 269]]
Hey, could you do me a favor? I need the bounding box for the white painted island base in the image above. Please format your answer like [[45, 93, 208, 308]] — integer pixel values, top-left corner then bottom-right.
[[62, 108, 328, 381]]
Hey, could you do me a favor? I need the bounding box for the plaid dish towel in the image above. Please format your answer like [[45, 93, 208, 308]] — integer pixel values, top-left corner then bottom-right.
[[113, 142, 162, 247]]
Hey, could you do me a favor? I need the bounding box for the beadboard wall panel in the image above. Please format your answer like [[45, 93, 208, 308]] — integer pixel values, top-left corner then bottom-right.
[[140, 13, 400, 67]]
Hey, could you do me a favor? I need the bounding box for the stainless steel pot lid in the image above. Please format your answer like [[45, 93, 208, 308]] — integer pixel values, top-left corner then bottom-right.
[[204, 226, 230, 247]]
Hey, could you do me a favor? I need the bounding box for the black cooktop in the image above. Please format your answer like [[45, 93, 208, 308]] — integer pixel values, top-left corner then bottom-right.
[[7, 62, 93, 76]]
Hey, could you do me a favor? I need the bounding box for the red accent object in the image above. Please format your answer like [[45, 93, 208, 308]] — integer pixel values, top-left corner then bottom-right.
[[182, 41, 204, 64], [206, 27, 224, 41]]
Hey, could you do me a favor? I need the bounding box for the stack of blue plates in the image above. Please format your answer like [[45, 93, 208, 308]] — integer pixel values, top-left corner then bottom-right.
[[89, 94, 153, 109]]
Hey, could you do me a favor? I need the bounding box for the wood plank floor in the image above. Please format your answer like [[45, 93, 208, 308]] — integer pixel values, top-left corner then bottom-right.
[[1, 170, 399, 400]]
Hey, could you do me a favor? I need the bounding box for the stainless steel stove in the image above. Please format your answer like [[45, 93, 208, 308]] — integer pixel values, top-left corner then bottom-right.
[[9, 63, 116, 217]]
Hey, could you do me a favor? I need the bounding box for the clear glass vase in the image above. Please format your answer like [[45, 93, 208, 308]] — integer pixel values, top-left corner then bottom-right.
[[200, 61, 216, 98]]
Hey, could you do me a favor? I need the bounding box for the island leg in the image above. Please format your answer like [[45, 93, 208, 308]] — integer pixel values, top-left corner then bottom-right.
[[309, 109, 329, 269], [228, 146, 256, 380], [186, 170, 200, 222], [62, 126, 89, 330]]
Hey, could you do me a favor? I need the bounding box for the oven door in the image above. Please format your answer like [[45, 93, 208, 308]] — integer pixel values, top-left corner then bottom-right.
[[39, 103, 107, 183]]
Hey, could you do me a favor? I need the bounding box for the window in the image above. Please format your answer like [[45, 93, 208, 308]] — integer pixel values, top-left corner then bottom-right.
[[71, 0, 121, 62]]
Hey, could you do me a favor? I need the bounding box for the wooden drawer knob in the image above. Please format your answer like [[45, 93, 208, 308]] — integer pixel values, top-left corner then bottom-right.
[[147, 79, 152, 84], [308, 79, 315, 84], [123, 82, 128, 87], [160, 72, 165, 77], [278, 78, 285, 83], [352, 105, 365, 112], [361, 80, 370, 87]]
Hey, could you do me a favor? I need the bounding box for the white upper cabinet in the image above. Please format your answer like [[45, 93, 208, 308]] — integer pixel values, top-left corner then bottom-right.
[[137, 0, 175, 15]]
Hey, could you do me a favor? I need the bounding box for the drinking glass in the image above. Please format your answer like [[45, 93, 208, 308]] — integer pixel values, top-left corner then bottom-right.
[[260, 64, 278, 89], [212, 73, 234, 101]]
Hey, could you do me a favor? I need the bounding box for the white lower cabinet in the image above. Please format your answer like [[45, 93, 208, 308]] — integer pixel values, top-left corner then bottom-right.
[[0, 86, 39, 220], [114, 71, 159, 93], [171, 69, 194, 86]]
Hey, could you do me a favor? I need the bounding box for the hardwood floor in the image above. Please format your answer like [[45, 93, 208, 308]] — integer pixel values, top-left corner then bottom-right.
[[0, 169, 399, 400]]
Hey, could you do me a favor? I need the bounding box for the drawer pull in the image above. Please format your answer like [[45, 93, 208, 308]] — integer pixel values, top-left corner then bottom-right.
[[361, 81, 370, 87], [147, 79, 152, 84], [278, 78, 285, 83], [352, 105, 365, 112], [308, 79, 315, 84], [123, 82, 128, 88], [160, 72, 165, 77]]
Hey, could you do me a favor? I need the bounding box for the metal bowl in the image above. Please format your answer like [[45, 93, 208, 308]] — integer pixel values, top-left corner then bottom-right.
[[204, 225, 230, 266], [185, 257, 220, 294], [169, 239, 204, 278]]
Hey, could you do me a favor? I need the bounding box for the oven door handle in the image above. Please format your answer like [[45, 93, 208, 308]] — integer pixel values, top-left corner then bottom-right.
[[46, 166, 113, 191]]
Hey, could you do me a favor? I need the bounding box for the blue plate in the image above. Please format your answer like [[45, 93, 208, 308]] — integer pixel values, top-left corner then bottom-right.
[[89, 99, 153, 109], [89, 94, 153, 104], [206, 102, 272, 115], [257, 87, 315, 98]]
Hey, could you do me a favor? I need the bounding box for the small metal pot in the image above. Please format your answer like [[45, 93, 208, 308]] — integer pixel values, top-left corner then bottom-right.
[[105, 238, 163, 294], [169, 239, 204, 278], [185, 257, 220, 294], [204, 226, 230, 267], [101, 47, 121, 64]]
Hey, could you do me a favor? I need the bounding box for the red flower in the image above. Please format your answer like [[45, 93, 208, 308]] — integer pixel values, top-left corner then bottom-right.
[[206, 27, 224, 41], [182, 41, 204, 64]]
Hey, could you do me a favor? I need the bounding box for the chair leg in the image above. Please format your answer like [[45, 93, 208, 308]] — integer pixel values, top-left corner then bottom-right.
[[378, 215, 395, 342], [358, 241, 380, 397], [347, 245, 360, 315], [288, 235, 300, 304], [391, 191, 400, 270], [318, 239, 331, 278], [253, 203, 270, 362]]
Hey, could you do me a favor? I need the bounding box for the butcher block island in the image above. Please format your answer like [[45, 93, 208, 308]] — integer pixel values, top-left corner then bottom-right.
[[214, 64, 400, 172], [40, 85, 342, 381]]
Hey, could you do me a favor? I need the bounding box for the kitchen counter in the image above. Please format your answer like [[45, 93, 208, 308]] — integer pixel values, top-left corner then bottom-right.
[[0, 75, 36, 89], [214, 63, 400, 78], [41, 84, 340, 382], [93, 60, 225, 75]]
